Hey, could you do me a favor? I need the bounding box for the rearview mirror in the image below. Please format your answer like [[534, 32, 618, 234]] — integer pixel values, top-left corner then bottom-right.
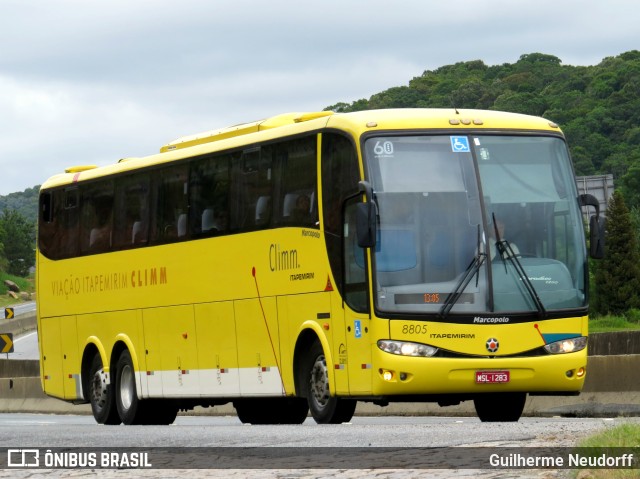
[[579, 193, 600, 216], [580, 194, 605, 259]]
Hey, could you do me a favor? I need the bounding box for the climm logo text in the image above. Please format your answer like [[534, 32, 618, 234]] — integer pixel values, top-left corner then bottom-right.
[[131, 267, 167, 288], [269, 244, 300, 271]]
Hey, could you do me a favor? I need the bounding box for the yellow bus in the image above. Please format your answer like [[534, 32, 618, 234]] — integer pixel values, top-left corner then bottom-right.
[[36, 109, 603, 425]]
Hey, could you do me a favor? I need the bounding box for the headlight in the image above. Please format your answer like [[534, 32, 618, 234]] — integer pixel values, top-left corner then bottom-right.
[[544, 336, 587, 354], [377, 340, 438, 357]]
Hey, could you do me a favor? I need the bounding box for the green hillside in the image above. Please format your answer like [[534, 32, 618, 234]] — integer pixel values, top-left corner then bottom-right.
[[0, 186, 39, 225]]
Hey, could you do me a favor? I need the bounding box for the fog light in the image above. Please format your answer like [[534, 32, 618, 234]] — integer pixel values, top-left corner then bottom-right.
[[399, 372, 408, 381], [381, 369, 394, 381], [566, 370, 574, 378], [576, 367, 585, 378]]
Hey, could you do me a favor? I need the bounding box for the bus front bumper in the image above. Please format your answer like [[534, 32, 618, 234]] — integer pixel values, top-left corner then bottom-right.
[[371, 349, 587, 397]]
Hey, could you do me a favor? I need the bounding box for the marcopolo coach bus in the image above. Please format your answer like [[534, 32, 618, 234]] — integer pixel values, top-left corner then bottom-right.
[[36, 108, 603, 425]]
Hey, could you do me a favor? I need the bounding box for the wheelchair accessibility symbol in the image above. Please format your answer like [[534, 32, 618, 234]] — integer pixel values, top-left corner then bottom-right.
[[450, 136, 470, 152], [354, 319, 362, 339]]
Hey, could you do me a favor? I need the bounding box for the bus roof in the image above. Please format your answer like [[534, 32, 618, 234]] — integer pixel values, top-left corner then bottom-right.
[[42, 108, 562, 191], [160, 111, 334, 153]]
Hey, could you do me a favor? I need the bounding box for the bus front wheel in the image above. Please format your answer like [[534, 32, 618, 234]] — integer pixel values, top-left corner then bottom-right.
[[88, 354, 120, 425], [303, 341, 356, 424], [474, 392, 526, 422]]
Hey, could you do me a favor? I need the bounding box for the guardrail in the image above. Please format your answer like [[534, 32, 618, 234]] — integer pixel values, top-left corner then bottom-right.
[[1, 310, 36, 337]]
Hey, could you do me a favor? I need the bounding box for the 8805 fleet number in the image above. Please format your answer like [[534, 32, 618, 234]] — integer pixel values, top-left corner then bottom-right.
[[401, 324, 428, 335]]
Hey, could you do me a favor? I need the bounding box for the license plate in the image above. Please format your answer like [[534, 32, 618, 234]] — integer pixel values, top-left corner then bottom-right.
[[475, 370, 510, 384]]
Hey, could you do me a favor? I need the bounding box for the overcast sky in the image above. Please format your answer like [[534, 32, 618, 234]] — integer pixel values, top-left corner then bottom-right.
[[1, 0, 639, 196]]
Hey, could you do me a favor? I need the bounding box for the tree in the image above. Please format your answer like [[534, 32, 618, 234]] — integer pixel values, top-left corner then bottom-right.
[[0, 209, 35, 276], [621, 163, 640, 210], [594, 191, 640, 315], [570, 146, 596, 176]]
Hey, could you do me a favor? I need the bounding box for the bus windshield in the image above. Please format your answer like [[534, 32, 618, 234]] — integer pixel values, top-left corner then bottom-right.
[[364, 134, 587, 316]]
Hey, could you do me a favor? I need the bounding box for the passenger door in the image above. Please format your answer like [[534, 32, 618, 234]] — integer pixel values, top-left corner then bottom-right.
[[342, 198, 373, 395]]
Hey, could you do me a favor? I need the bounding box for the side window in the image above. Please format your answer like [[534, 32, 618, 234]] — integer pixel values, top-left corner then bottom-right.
[[80, 181, 114, 255], [41, 187, 81, 259], [38, 191, 55, 258], [40, 191, 54, 223], [113, 175, 150, 248], [189, 155, 230, 237], [276, 136, 318, 228], [59, 188, 80, 258], [321, 132, 362, 309], [230, 147, 273, 231], [152, 166, 189, 243], [322, 133, 360, 235]]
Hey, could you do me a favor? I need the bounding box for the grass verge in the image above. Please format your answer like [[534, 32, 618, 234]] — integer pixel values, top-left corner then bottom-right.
[[589, 311, 640, 332], [571, 424, 640, 478]]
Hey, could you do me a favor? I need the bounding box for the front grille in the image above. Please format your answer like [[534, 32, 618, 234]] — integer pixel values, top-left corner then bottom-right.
[[434, 346, 549, 359]]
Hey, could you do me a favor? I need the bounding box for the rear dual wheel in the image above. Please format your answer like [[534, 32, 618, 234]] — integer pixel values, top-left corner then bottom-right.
[[88, 354, 120, 425], [114, 349, 178, 425]]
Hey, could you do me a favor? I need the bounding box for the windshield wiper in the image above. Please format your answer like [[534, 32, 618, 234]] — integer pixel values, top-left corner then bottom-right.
[[440, 225, 485, 318], [492, 214, 547, 318]]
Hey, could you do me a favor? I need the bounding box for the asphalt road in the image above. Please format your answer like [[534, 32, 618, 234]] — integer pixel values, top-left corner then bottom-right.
[[1, 414, 629, 448], [1, 414, 637, 478]]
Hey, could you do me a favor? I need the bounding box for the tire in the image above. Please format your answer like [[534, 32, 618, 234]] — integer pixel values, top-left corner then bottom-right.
[[114, 349, 148, 425], [88, 354, 120, 425], [303, 341, 356, 424], [276, 397, 309, 424], [234, 398, 308, 425], [474, 392, 526, 422], [233, 399, 260, 424], [145, 399, 179, 425]]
